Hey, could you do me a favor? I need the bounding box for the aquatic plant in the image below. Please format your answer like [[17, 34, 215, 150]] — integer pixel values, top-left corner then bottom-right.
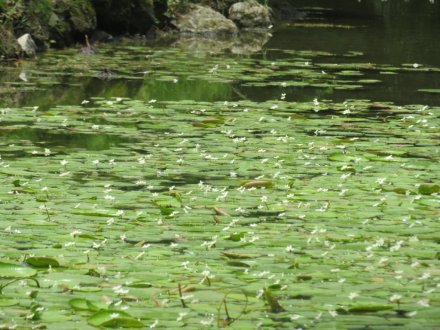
[[0, 31, 439, 329]]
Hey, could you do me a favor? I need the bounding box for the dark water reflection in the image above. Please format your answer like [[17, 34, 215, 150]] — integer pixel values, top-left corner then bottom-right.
[[0, 0, 439, 107], [255, 0, 440, 104]]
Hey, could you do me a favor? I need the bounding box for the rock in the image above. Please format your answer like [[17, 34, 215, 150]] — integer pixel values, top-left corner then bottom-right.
[[173, 5, 238, 35], [172, 30, 269, 55], [66, 0, 96, 33], [50, 0, 97, 47], [17, 34, 37, 56], [0, 24, 20, 58], [228, 0, 272, 28]]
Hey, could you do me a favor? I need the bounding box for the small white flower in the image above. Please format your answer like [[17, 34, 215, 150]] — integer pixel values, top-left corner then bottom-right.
[[177, 312, 187, 321], [348, 292, 359, 300], [285, 245, 294, 253], [417, 299, 430, 307], [389, 294, 402, 302], [328, 310, 338, 317], [290, 314, 302, 320], [104, 195, 115, 201]]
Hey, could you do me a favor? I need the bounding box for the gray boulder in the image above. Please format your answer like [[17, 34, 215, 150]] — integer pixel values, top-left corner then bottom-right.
[[229, 0, 272, 28], [173, 5, 238, 35], [17, 34, 37, 56]]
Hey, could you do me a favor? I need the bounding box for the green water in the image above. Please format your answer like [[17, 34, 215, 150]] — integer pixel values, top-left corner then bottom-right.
[[0, 1, 439, 329]]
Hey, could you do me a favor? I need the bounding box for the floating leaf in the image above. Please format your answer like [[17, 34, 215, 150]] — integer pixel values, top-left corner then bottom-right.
[[241, 180, 273, 189], [328, 153, 361, 162], [418, 184, 440, 195], [221, 251, 252, 259], [418, 89, 440, 94], [88, 310, 144, 328], [227, 260, 251, 268], [347, 305, 394, 313], [126, 281, 153, 288], [0, 262, 37, 278], [69, 298, 99, 311], [214, 207, 229, 216], [26, 257, 60, 268], [226, 232, 246, 242], [0, 298, 19, 307]]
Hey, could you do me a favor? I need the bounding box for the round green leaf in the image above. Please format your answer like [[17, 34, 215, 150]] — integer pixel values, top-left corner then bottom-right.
[[88, 310, 144, 328], [0, 262, 37, 278], [26, 257, 60, 268], [69, 298, 99, 311]]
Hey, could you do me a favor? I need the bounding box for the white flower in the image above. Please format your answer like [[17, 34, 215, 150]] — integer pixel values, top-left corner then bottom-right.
[[290, 314, 302, 320], [376, 177, 387, 185], [328, 310, 338, 317], [348, 292, 359, 300], [417, 299, 430, 307], [104, 195, 115, 201], [389, 294, 402, 302]]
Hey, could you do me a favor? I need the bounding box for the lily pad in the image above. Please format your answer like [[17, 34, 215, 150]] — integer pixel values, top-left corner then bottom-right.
[[69, 298, 100, 311], [88, 310, 144, 328], [0, 262, 37, 278], [418, 184, 440, 195], [241, 180, 273, 189], [26, 257, 60, 268]]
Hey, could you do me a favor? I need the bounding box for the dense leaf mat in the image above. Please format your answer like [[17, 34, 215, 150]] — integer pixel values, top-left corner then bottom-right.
[[0, 45, 439, 329]]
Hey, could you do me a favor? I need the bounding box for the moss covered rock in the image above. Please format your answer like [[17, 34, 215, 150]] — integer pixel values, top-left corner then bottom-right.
[[50, 0, 97, 47], [0, 24, 20, 59], [173, 4, 238, 34]]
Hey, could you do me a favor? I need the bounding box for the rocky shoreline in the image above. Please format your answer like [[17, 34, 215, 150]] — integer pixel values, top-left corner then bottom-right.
[[0, 0, 282, 59]]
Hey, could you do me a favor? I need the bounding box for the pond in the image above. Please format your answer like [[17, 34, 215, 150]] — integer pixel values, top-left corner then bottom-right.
[[0, 1, 439, 329]]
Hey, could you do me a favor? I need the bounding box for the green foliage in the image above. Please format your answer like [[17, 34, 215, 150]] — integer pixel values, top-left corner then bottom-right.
[[29, 0, 53, 20], [166, 0, 190, 18]]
